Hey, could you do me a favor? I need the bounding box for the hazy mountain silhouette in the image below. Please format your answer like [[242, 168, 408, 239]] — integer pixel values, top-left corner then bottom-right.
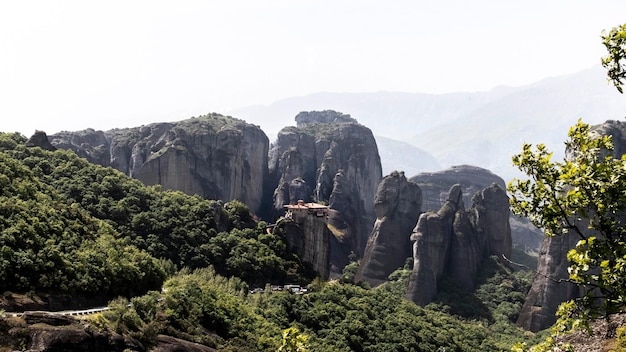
[[230, 65, 626, 181]]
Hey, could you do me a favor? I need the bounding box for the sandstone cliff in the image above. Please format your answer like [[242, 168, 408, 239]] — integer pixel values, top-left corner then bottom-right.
[[355, 171, 422, 287], [517, 120, 626, 332], [406, 183, 512, 306], [47, 114, 269, 214], [268, 111, 382, 275]]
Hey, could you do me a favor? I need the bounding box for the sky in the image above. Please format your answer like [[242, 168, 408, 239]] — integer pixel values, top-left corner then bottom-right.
[[2, 0, 626, 136]]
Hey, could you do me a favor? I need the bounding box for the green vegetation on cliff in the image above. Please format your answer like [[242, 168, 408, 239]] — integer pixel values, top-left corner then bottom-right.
[[0, 131, 537, 350], [0, 132, 311, 297]]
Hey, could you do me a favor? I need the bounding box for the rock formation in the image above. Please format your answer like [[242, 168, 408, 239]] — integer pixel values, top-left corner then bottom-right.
[[516, 233, 581, 332], [294, 110, 358, 126], [278, 201, 331, 280], [410, 165, 543, 252], [406, 183, 512, 306], [355, 171, 422, 287], [46, 114, 269, 214], [517, 120, 626, 332], [6, 312, 217, 352], [25, 130, 57, 151], [410, 165, 506, 212], [268, 110, 382, 276]]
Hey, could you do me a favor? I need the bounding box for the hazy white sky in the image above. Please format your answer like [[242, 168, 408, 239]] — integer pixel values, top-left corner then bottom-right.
[[2, 0, 625, 136]]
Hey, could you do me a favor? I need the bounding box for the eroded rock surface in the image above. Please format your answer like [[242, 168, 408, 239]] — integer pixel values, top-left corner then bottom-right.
[[47, 114, 269, 214], [411, 165, 543, 252], [355, 171, 422, 287], [269, 111, 382, 276], [406, 183, 512, 306], [278, 202, 331, 280]]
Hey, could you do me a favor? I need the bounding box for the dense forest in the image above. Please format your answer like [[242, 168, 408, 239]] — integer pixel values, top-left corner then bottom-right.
[[0, 131, 543, 350]]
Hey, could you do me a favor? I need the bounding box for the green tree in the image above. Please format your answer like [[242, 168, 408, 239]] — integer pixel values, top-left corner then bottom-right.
[[508, 119, 626, 322], [602, 23, 626, 93], [509, 23, 626, 330], [278, 327, 309, 352]]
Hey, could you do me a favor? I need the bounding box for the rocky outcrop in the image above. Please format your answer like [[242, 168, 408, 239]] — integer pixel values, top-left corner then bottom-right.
[[410, 165, 543, 252], [355, 171, 422, 287], [278, 201, 331, 279], [4, 313, 216, 352], [47, 114, 269, 214], [269, 111, 382, 276], [409, 165, 506, 212], [406, 183, 512, 306], [26, 130, 57, 151], [19, 313, 144, 352], [294, 110, 358, 127], [516, 233, 581, 332], [517, 120, 626, 332]]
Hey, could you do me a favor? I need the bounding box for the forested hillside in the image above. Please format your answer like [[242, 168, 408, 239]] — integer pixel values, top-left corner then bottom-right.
[[0, 132, 539, 350], [0, 132, 313, 295]]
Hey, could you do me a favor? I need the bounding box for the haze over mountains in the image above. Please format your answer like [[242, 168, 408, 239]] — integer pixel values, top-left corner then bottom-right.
[[230, 65, 626, 181]]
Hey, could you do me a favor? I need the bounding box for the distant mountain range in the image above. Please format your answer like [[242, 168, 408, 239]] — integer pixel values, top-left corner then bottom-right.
[[229, 65, 626, 181]]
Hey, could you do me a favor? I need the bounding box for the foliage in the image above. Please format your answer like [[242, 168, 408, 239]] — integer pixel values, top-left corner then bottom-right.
[[257, 281, 512, 351], [102, 268, 281, 350], [508, 119, 626, 321], [425, 257, 537, 350], [0, 141, 164, 296], [511, 301, 581, 352], [602, 23, 626, 93], [278, 327, 310, 352], [0, 133, 313, 294], [0, 128, 542, 350], [613, 325, 626, 351]]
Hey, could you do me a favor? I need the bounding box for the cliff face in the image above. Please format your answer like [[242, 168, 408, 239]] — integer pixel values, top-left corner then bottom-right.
[[268, 111, 382, 275], [406, 183, 511, 306], [355, 171, 422, 287], [410, 165, 543, 252], [516, 233, 581, 332], [278, 202, 331, 280], [47, 114, 269, 214], [517, 120, 626, 332]]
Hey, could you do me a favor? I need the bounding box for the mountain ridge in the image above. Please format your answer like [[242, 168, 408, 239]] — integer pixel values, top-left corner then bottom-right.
[[229, 65, 626, 180]]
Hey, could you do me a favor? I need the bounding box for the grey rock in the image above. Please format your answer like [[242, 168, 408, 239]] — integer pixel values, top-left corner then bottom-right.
[[269, 111, 382, 276], [23, 312, 75, 326], [26, 322, 144, 352], [279, 203, 331, 280], [47, 114, 269, 214], [295, 110, 357, 127], [25, 131, 57, 151], [410, 165, 543, 252], [516, 233, 581, 332], [355, 171, 422, 287], [406, 183, 512, 306]]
